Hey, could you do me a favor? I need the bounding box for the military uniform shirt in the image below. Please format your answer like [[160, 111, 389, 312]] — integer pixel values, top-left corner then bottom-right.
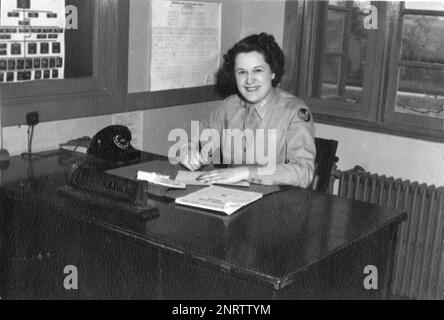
[[200, 87, 316, 187]]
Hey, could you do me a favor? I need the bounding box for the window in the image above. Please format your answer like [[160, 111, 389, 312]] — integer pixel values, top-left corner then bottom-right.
[[314, 1, 369, 104], [283, 0, 444, 142], [384, 1, 444, 137]]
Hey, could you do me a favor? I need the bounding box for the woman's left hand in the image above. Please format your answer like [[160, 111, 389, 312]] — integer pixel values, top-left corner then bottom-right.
[[196, 167, 249, 185]]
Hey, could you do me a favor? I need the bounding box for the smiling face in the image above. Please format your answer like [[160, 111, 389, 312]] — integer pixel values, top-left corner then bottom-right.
[[234, 51, 275, 105]]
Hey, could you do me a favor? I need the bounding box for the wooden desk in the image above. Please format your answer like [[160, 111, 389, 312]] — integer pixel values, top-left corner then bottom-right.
[[0, 153, 406, 299]]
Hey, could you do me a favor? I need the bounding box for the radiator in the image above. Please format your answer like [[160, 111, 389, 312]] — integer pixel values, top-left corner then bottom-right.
[[337, 170, 444, 300]]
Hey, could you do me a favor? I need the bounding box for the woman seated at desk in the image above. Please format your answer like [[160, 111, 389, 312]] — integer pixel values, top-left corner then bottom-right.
[[179, 33, 315, 187]]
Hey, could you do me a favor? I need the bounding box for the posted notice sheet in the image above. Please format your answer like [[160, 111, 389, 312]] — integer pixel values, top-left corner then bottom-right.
[[112, 111, 143, 150], [150, 0, 221, 91]]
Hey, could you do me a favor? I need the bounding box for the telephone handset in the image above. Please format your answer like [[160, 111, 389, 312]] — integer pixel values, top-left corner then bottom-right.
[[88, 125, 141, 163]]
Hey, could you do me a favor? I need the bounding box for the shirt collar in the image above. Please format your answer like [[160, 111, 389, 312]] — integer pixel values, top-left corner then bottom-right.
[[241, 88, 277, 120]]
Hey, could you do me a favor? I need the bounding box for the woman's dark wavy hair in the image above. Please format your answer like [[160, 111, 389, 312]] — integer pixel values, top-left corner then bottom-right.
[[223, 33, 285, 87]]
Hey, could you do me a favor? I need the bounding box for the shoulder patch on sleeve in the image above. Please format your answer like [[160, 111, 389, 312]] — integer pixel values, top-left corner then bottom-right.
[[298, 108, 311, 122]]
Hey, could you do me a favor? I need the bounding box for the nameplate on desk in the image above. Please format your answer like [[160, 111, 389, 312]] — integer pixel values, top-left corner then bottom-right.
[[59, 166, 159, 220]]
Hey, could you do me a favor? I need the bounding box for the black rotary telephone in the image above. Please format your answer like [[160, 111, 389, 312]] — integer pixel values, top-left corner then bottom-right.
[[88, 125, 141, 163]]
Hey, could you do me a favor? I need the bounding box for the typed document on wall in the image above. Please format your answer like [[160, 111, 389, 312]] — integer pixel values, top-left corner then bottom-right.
[[150, 0, 221, 91], [112, 112, 143, 151]]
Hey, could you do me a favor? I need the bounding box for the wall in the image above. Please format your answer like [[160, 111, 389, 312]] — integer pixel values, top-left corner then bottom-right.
[[2, 114, 113, 156], [316, 124, 444, 186], [2, 0, 443, 187]]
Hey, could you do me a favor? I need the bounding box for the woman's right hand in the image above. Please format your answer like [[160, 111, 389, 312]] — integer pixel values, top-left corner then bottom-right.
[[179, 145, 206, 171]]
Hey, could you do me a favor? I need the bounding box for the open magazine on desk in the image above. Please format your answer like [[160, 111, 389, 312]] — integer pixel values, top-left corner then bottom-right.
[[175, 185, 262, 215]]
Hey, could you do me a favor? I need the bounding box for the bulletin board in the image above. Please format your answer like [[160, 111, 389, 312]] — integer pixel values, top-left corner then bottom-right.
[[127, 0, 243, 103]]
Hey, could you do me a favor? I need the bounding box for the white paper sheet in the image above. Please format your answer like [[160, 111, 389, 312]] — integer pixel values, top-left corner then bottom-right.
[[150, 0, 221, 91], [112, 112, 143, 150], [137, 170, 186, 189], [175, 186, 262, 215], [175, 170, 250, 187]]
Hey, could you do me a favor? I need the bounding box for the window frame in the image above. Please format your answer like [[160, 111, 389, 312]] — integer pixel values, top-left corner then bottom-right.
[[0, 0, 120, 127], [322, 3, 353, 98], [282, 0, 444, 142]]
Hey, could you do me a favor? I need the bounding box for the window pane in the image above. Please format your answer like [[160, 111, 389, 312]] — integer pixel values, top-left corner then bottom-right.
[[396, 66, 444, 118], [405, 1, 444, 11], [347, 12, 368, 86], [325, 11, 345, 52], [352, 1, 372, 11], [329, 0, 370, 8], [402, 15, 444, 63], [315, 1, 368, 103], [328, 1, 347, 7], [65, 0, 94, 78], [321, 56, 340, 97]]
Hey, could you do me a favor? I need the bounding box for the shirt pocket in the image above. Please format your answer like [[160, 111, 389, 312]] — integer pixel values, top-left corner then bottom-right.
[[252, 128, 286, 165]]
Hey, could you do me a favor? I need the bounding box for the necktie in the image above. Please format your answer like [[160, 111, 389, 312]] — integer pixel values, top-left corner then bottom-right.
[[245, 105, 258, 129], [243, 105, 260, 164]]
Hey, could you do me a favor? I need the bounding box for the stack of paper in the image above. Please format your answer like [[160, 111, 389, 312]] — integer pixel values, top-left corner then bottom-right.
[[175, 170, 250, 187], [137, 171, 186, 189], [175, 186, 262, 215], [59, 137, 91, 154]]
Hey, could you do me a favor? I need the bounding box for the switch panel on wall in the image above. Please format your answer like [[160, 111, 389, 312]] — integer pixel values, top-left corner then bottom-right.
[[0, 0, 65, 83]]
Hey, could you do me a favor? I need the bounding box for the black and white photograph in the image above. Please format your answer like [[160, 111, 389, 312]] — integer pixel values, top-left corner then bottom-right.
[[0, 0, 443, 306]]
